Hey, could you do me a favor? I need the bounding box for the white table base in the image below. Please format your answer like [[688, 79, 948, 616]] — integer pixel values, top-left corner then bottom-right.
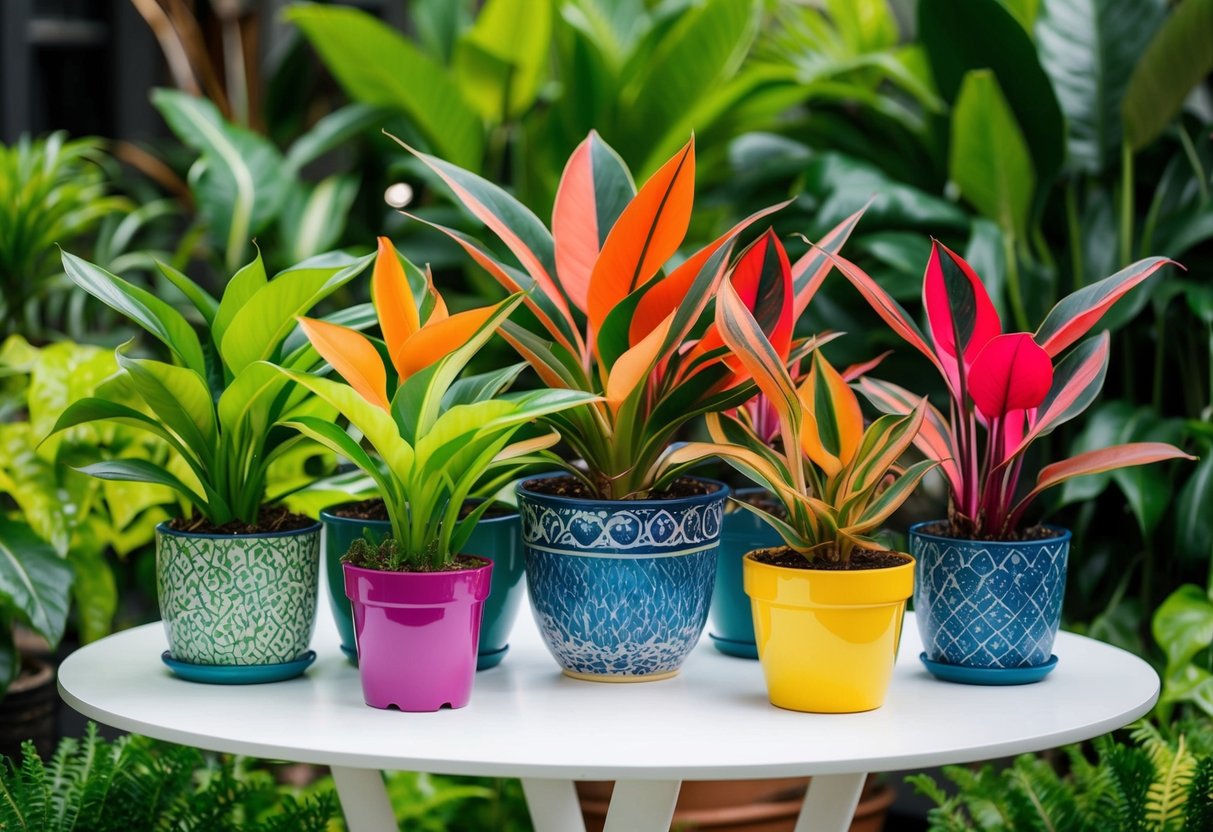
[[331, 769, 868, 832]]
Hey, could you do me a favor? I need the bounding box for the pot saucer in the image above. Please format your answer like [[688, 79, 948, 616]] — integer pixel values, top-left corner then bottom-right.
[[476, 644, 509, 670], [920, 653, 1058, 686], [709, 633, 759, 659], [161, 650, 317, 684]]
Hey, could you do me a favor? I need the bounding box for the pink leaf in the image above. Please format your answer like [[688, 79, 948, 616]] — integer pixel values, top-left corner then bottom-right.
[[923, 240, 1002, 363], [968, 333, 1053, 420]]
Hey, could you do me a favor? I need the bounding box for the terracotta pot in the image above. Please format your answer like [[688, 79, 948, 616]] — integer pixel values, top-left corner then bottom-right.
[[577, 776, 894, 831], [0, 658, 57, 760]]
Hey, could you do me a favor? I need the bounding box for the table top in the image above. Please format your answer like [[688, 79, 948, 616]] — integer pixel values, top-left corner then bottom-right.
[[58, 593, 1159, 781]]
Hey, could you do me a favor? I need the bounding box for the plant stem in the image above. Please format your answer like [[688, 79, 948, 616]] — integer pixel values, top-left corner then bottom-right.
[[1064, 181, 1084, 291], [1178, 124, 1210, 204], [1119, 142, 1134, 268], [1152, 303, 1167, 410], [1004, 234, 1029, 333]]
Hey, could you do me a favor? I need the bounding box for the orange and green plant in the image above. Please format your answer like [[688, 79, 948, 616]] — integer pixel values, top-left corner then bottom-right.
[[276, 238, 594, 569], [401, 131, 862, 500]]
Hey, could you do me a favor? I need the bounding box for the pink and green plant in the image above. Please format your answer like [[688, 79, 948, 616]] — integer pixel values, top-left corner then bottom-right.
[[394, 131, 863, 500], [827, 240, 1194, 540]]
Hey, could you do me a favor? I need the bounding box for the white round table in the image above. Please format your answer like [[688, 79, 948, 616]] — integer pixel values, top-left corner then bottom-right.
[[59, 596, 1158, 832]]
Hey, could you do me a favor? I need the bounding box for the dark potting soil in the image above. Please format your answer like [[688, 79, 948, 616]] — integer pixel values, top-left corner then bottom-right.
[[343, 546, 489, 574], [168, 506, 314, 535], [329, 498, 513, 521], [524, 475, 719, 501], [921, 519, 1063, 542], [752, 547, 911, 571]]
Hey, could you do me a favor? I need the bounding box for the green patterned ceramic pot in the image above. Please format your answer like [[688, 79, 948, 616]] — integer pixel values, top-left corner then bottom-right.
[[156, 521, 321, 665], [321, 502, 525, 669]]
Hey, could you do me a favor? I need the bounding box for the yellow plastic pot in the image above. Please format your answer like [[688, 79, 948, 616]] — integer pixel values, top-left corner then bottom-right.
[[744, 551, 914, 713]]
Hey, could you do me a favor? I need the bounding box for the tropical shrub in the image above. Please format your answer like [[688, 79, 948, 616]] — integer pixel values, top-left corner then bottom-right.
[[49, 249, 373, 527], [277, 238, 594, 568], [401, 130, 863, 499], [664, 277, 933, 563], [0, 724, 335, 832], [828, 239, 1192, 539]]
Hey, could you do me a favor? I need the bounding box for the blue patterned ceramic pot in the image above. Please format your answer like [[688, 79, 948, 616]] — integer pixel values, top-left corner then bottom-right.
[[156, 521, 320, 666], [910, 521, 1070, 675], [518, 476, 728, 681], [709, 489, 782, 659]]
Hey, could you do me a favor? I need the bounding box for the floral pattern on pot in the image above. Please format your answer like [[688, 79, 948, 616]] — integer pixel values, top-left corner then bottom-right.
[[156, 521, 320, 666], [911, 522, 1070, 669], [518, 477, 727, 680]]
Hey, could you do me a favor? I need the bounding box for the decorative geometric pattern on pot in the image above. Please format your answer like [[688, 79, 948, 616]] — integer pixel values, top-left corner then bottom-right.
[[157, 527, 320, 666], [912, 532, 1068, 669], [521, 493, 723, 677]]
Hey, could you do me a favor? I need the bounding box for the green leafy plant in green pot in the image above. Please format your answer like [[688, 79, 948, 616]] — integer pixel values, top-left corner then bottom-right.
[[664, 277, 935, 711], [275, 241, 593, 709], [49, 248, 373, 681], [402, 129, 865, 680], [829, 240, 1194, 683]]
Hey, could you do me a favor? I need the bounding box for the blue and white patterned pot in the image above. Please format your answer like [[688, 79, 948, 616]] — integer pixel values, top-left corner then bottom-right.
[[517, 476, 728, 681], [910, 521, 1070, 673]]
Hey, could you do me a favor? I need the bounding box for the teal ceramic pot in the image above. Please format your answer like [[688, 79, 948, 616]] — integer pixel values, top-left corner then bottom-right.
[[708, 489, 783, 659], [156, 521, 320, 666], [320, 502, 524, 670]]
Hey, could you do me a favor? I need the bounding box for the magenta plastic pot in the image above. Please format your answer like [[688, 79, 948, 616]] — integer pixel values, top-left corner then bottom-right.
[[343, 559, 493, 711]]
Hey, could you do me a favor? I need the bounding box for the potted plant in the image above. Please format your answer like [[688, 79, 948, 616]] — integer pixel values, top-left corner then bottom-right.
[[317, 240, 534, 670], [708, 346, 884, 660], [50, 249, 373, 681], [829, 241, 1194, 683], [275, 246, 594, 710], [666, 277, 936, 712], [397, 130, 859, 681]]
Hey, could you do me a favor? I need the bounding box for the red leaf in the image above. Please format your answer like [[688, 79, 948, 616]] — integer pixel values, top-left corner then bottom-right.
[[923, 240, 1002, 363], [968, 333, 1053, 420], [1035, 257, 1176, 356]]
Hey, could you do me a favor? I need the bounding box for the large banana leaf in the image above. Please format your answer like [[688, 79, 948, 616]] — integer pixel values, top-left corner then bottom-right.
[[0, 517, 75, 647]]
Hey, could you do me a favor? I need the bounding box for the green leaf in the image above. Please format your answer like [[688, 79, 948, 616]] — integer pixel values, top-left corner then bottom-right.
[[0, 627, 15, 695], [68, 540, 117, 644], [1122, 0, 1213, 150], [1153, 584, 1213, 673], [453, 0, 553, 122], [61, 251, 207, 376], [117, 353, 217, 459], [1036, 0, 1163, 174], [156, 261, 219, 326], [920, 0, 1065, 187], [442, 363, 527, 409], [151, 89, 288, 270], [77, 460, 209, 512], [278, 175, 360, 264], [284, 103, 392, 173], [279, 417, 395, 508], [287, 4, 485, 169], [26, 341, 117, 451], [219, 254, 372, 374], [213, 253, 267, 351], [949, 69, 1036, 239], [0, 517, 73, 646], [1176, 454, 1213, 564]]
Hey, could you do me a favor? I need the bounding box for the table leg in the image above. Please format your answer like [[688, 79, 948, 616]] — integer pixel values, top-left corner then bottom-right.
[[793, 772, 868, 832], [603, 780, 682, 832], [521, 778, 587, 832], [331, 766, 396, 832]]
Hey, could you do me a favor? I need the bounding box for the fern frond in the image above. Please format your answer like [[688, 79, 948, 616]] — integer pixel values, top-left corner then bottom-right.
[[1181, 755, 1213, 832], [1145, 735, 1196, 832]]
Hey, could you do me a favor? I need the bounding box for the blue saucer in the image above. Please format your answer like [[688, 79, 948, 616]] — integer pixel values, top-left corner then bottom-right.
[[920, 653, 1058, 686], [161, 651, 316, 684], [709, 633, 759, 660], [477, 644, 509, 671]]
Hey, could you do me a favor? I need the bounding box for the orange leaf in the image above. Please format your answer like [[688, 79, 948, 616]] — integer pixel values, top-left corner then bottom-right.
[[373, 237, 420, 376], [797, 353, 863, 472], [606, 314, 673, 411], [394, 305, 497, 380], [298, 316, 389, 410], [587, 137, 695, 338], [424, 265, 448, 322], [553, 137, 599, 314]]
